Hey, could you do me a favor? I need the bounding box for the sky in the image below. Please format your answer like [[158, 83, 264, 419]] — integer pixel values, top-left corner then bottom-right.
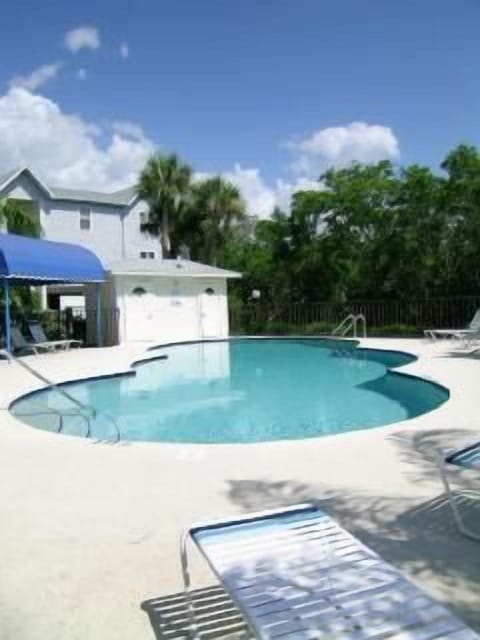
[[0, 0, 478, 216]]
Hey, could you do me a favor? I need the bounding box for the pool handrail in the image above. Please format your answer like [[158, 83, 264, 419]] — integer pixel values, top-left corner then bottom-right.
[[332, 313, 367, 338], [5, 352, 120, 442]]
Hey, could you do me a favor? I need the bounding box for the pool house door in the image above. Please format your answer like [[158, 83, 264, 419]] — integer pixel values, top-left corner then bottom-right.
[[199, 285, 220, 338]]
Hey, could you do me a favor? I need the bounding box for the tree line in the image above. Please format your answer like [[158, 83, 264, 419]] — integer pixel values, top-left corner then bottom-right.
[[138, 144, 480, 311], [2, 143, 479, 316]]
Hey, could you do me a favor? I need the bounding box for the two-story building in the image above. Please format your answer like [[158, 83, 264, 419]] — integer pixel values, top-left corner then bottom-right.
[[0, 167, 241, 344]]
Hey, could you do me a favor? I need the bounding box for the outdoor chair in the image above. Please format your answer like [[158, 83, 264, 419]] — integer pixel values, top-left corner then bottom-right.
[[181, 503, 479, 639], [28, 321, 82, 350], [10, 326, 54, 355], [438, 440, 480, 542], [424, 308, 480, 344]]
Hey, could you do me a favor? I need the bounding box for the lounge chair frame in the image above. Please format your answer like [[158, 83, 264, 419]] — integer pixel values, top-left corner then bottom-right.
[[28, 322, 82, 351], [438, 443, 480, 542], [180, 503, 478, 639], [425, 309, 480, 345], [10, 326, 55, 355]]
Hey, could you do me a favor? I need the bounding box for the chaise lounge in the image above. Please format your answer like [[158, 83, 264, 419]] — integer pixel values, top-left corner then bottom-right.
[[28, 321, 82, 351], [10, 326, 58, 355], [181, 503, 479, 639], [424, 308, 480, 344]]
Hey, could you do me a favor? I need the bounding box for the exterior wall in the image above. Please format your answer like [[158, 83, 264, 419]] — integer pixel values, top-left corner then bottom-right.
[[0, 172, 160, 265], [0, 173, 46, 230], [123, 199, 161, 260], [42, 201, 124, 265], [0, 172, 47, 205], [109, 274, 229, 345]]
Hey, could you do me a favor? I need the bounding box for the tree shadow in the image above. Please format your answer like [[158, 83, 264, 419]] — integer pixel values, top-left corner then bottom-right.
[[141, 434, 480, 638], [225, 477, 480, 632], [387, 427, 479, 489], [141, 585, 252, 640]]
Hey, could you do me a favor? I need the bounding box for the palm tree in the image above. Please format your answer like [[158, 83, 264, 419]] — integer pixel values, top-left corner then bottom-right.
[[192, 177, 246, 264], [137, 153, 192, 257], [0, 199, 41, 237]]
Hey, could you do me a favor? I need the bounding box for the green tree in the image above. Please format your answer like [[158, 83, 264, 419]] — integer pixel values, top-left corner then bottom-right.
[[0, 199, 42, 317], [439, 145, 480, 294], [186, 177, 246, 264], [0, 199, 41, 237], [137, 153, 192, 257]]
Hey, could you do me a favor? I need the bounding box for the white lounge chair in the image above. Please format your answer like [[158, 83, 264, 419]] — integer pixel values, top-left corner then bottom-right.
[[424, 308, 480, 343], [28, 321, 82, 350], [181, 503, 478, 639], [439, 440, 480, 541]]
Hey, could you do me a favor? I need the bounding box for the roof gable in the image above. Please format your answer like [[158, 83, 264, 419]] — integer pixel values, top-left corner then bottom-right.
[[0, 167, 53, 200], [108, 258, 241, 279], [0, 167, 138, 207]]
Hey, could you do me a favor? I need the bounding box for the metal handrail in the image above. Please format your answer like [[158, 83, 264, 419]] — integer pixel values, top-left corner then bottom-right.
[[13, 407, 91, 437], [95, 411, 120, 443], [355, 313, 367, 338], [331, 314, 355, 336], [332, 313, 367, 338], [4, 352, 120, 442]]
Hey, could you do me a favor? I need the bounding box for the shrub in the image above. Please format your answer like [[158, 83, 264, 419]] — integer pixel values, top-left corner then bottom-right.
[[369, 324, 421, 337]]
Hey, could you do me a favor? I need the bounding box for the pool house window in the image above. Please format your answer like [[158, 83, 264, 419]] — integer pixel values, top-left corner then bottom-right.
[[140, 250, 155, 260], [79, 206, 91, 231], [139, 211, 148, 228]]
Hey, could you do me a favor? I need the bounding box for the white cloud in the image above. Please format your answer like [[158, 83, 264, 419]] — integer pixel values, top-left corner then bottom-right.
[[222, 164, 277, 218], [218, 122, 399, 217], [289, 121, 400, 177], [0, 92, 399, 219], [274, 177, 323, 211], [64, 26, 100, 53], [9, 63, 62, 92], [76, 68, 87, 80], [0, 88, 155, 192], [119, 43, 129, 59], [111, 120, 148, 142], [195, 164, 321, 219]]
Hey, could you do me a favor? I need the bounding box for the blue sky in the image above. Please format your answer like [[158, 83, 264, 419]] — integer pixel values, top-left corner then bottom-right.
[[0, 1, 478, 214]]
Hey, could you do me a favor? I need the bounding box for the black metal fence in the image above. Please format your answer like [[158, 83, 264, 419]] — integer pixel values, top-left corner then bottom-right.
[[229, 295, 480, 336]]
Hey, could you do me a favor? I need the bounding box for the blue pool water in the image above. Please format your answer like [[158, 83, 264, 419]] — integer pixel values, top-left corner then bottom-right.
[[10, 339, 448, 443]]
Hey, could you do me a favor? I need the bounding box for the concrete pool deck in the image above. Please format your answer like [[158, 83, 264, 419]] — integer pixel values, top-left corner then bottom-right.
[[0, 337, 479, 639]]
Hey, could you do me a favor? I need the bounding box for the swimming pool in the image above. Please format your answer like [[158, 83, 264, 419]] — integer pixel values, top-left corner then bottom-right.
[[10, 339, 448, 443]]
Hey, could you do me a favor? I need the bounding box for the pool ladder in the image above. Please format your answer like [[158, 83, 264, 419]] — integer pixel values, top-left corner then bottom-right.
[[331, 314, 367, 339], [2, 351, 120, 442]]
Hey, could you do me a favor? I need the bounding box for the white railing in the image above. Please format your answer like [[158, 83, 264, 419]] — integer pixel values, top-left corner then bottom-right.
[[331, 314, 367, 338]]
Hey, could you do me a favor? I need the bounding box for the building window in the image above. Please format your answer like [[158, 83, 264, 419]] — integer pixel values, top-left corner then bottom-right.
[[139, 211, 148, 227], [139, 250, 155, 260], [79, 206, 91, 231]]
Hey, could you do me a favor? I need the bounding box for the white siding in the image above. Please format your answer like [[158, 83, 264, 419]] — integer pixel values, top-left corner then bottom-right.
[[0, 171, 161, 266], [43, 201, 124, 264], [0, 172, 47, 204], [110, 275, 229, 345], [123, 199, 162, 260]]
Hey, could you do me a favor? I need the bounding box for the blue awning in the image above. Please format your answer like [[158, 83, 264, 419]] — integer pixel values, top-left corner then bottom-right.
[[0, 233, 105, 284]]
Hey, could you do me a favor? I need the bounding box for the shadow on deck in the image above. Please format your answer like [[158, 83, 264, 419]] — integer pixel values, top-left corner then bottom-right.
[[141, 585, 251, 639]]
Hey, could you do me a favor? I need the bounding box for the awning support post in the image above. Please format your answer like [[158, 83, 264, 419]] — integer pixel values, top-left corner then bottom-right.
[[96, 283, 102, 348], [3, 279, 11, 352]]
